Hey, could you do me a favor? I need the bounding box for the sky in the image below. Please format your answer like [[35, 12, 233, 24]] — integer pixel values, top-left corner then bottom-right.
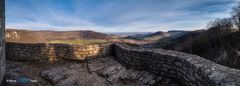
[[6, 0, 237, 32]]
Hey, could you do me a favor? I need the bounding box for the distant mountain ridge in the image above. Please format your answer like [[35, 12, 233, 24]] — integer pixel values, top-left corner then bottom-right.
[[6, 29, 111, 43], [125, 30, 187, 42], [107, 32, 152, 37]]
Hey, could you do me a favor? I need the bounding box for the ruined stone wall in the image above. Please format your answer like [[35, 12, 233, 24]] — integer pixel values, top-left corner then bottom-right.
[[6, 42, 112, 62], [114, 43, 240, 86], [0, 0, 4, 84]]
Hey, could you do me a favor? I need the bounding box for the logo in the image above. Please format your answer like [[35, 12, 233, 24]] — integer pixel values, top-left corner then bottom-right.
[[6, 76, 38, 85], [17, 77, 30, 84]]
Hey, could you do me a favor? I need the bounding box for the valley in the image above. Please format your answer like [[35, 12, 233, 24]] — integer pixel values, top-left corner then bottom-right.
[[2, 0, 240, 86]]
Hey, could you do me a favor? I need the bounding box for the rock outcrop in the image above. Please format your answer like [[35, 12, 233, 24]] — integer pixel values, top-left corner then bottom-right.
[[41, 57, 180, 86]]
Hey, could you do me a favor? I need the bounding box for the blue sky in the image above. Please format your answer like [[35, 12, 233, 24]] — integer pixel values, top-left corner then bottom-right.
[[6, 0, 236, 32]]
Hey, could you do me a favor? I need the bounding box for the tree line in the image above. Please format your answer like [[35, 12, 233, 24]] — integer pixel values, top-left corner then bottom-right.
[[208, 1, 240, 33]]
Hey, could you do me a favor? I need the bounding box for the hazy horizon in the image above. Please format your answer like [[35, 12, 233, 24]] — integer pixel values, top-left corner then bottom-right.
[[6, 0, 236, 32], [6, 28, 196, 33]]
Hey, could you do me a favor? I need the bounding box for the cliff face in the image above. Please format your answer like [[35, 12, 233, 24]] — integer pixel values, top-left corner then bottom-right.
[[5, 29, 111, 43]]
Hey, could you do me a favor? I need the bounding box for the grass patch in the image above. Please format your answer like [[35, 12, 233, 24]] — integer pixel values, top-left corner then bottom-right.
[[47, 39, 107, 45]]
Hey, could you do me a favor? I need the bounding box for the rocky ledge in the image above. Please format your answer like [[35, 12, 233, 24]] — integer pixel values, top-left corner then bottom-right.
[[3, 57, 181, 86]]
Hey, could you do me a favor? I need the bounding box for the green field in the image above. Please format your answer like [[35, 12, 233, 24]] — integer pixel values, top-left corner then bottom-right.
[[47, 39, 107, 45]]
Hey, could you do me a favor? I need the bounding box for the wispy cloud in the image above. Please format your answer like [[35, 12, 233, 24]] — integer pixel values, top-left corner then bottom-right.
[[6, 0, 236, 32]]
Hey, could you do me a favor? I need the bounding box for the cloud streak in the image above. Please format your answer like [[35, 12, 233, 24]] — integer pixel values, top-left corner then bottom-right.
[[6, 0, 236, 32]]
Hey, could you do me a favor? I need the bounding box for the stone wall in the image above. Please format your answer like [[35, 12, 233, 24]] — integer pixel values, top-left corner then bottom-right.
[[0, 0, 4, 84], [6, 42, 113, 62], [114, 43, 240, 86]]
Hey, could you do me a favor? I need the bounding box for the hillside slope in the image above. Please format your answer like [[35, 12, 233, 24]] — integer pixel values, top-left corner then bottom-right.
[[163, 30, 240, 69], [125, 31, 187, 42], [6, 29, 111, 43]]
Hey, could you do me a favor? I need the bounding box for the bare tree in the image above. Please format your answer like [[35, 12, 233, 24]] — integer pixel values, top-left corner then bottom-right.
[[231, 1, 240, 31], [207, 18, 232, 35]]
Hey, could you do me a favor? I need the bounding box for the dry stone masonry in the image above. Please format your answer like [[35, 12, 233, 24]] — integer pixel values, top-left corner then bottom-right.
[[0, 0, 4, 84], [5, 42, 240, 86], [114, 43, 240, 86], [6, 42, 112, 62]]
